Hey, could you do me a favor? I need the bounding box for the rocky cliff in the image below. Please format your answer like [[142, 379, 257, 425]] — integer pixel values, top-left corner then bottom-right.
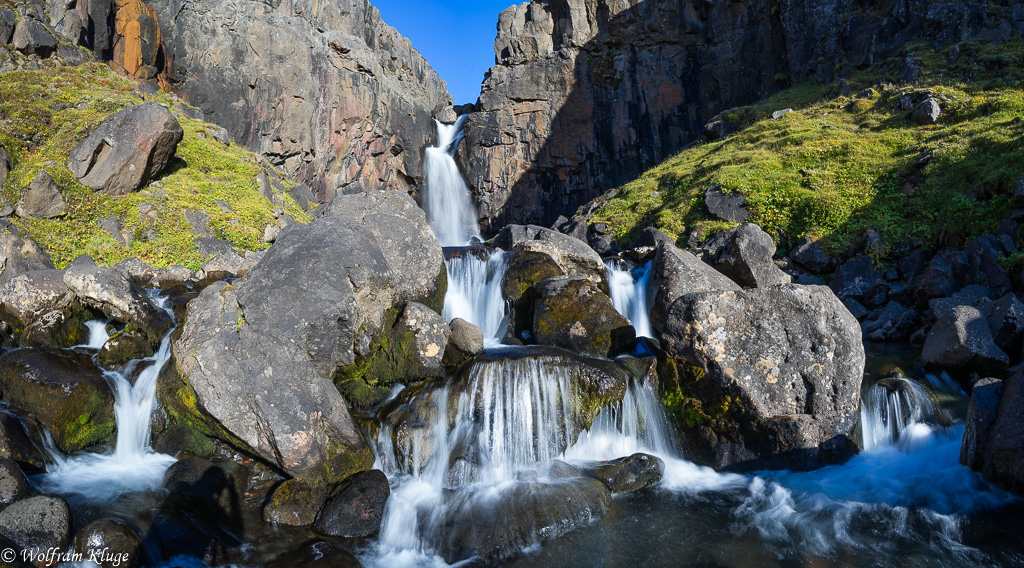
[[460, 0, 1024, 231], [148, 0, 454, 200]]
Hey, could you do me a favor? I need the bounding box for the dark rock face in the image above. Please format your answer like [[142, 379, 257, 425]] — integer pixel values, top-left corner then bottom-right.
[[169, 190, 443, 479], [16, 172, 65, 219], [68, 102, 183, 195], [0, 495, 72, 559], [962, 377, 1003, 472], [922, 305, 1009, 376], [149, 0, 452, 200], [790, 237, 830, 273], [964, 370, 1024, 495], [702, 224, 790, 288], [73, 519, 144, 568], [829, 256, 882, 302], [267, 541, 364, 568], [0, 413, 47, 472], [313, 469, 390, 538], [662, 284, 863, 471], [704, 186, 749, 223], [531, 276, 633, 358], [459, 0, 1001, 230], [584, 453, 664, 493], [0, 350, 115, 453], [649, 235, 740, 333]]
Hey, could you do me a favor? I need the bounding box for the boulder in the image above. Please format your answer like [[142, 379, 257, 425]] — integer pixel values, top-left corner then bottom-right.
[[0, 350, 115, 453], [662, 284, 863, 471], [313, 469, 389, 538], [493, 225, 605, 283], [531, 276, 633, 358], [922, 305, 1009, 376], [649, 236, 740, 333], [704, 186, 749, 223], [790, 237, 830, 273], [0, 459, 32, 505], [263, 479, 328, 527], [829, 256, 881, 301], [908, 98, 941, 124], [0, 10, 13, 45], [501, 250, 564, 302], [63, 258, 172, 346], [0, 413, 47, 471], [15, 172, 65, 219], [703, 224, 790, 288], [0, 270, 76, 331], [12, 18, 56, 58], [961, 378, 1003, 472], [583, 453, 664, 493], [72, 519, 144, 568], [0, 495, 72, 559], [68, 103, 184, 195], [982, 293, 1024, 360], [443, 318, 484, 366], [169, 190, 443, 479], [163, 457, 245, 521], [0, 224, 54, 287], [966, 370, 1024, 494], [391, 302, 449, 379]]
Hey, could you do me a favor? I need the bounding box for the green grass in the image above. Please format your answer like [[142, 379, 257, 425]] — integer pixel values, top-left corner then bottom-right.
[[593, 40, 1024, 258], [0, 62, 311, 269]]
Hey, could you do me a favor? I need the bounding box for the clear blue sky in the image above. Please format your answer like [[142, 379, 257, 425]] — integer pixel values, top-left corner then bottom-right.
[[374, 0, 520, 104]]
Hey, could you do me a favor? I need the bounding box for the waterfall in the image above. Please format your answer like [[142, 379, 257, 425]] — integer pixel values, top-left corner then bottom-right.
[[860, 375, 936, 451], [36, 294, 176, 505], [81, 320, 111, 350], [605, 259, 654, 339], [422, 117, 481, 247], [442, 250, 510, 346]]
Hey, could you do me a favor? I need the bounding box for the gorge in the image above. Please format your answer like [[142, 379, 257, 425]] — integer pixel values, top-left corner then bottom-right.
[[0, 0, 1020, 567]]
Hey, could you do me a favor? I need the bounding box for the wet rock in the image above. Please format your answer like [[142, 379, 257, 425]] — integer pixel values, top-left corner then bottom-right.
[[703, 224, 790, 288], [392, 302, 449, 379], [704, 186, 749, 223], [313, 469, 389, 538], [548, 460, 582, 479], [12, 18, 55, 58], [68, 102, 184, 195], [0, 460, 32, 505], [169, 190, 441, 478], [790, 237, 830, 273], [662, 284, 863, 471], [501, 250, 564, 302], [0, 350, 114, 453], [433, 478, 609, 564], [649, 234, 740, 333], [0, 495, 71, 559], [63, 258, 172, 346], [922, 305, 1008, 376], [97, 331, 153, 368], [829, 256, 882, 301], [909, 98, 941, 124], [962, 378, 1003, 472], [493, 225, 605, 283], [267, 541, 363, 568], [163, 457, 245, 521], [73, 519, 144, 568], [531, 276, 633, 358], [263, 479, 328, 527], [0, 413, 46, 472], [15, 172, 65, 219], [444, 318, 484, 366], [584, 453, 664, 493]]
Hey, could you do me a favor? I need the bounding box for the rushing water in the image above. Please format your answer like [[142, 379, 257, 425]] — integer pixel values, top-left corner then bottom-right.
[[442, 250, 510, 347], [35, 294, 177, 509], [422, 117, 482, 247], [604, 260, 654, 339]]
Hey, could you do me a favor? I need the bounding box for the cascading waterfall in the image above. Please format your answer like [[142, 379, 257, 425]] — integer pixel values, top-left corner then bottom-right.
[[605, 259, 654, 339], [442, 250, 510, 347], [860, 375, 936, 451], [36, 295, 177, 506], [422, 117, 482, 247]]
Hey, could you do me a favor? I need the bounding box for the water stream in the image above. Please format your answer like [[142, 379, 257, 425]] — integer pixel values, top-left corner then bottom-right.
[[442, 250, 510, 347], [604, 260, 654, 339], [422, 117, 482, 247]]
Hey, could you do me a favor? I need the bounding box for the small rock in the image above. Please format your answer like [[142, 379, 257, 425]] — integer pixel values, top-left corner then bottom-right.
[[444, 318, 484, 365], [73, 519, 144, 568], [0, 459, 32, 504], [313, 469, 390, 538], [263, 224, 280, 243], [909, 99, 941, 125], [704, 185, 749, 223], [770, 108, 793, 120], [12, 18, 55, 58], [263, 479, 328, 527], [16, 171, 65, 219], [898, 57, 920, 83], [790, 237, 830, 273], [584, 453, 664, 493]]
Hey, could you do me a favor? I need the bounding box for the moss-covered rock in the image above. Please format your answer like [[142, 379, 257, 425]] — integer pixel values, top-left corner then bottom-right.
[[263, 478, 328, 527], [531, 276, 634, 358], [0, 349, 115, 453], [97, 330, 152, 367], [501, 250, 563, 302]]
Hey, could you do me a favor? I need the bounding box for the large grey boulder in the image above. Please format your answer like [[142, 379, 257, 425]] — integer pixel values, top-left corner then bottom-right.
[[921, 304, 1009, 376], [16, 171, 65, 219], [702, 224, 791, 288], [662, 284, 863, 471], [170, 190, 444, 479], [0, 495, 72, 558], [649, 234, 740, 333], [0, 270, 75, 331], [313, 469, 390, 538], [493, 224, 605, 283], [12, 18, 56, 58], [68, 103, 183, 195]]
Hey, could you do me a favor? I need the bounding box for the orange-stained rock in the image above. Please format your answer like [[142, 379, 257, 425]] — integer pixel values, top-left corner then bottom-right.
[[110, 0, 163, 81]]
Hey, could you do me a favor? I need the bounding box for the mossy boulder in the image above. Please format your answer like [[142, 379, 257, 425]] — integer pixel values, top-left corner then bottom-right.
[[97, 330, 152, 367], [531, 276, 634, 358], [501, 250, 564, 302], [0, 349, 115, 453], [263, 478, 328, 527]]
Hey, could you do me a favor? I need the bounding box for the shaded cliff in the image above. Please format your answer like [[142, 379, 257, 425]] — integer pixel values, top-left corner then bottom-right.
[[460, 0, 1024, 231], [148, 0, 454, 200]]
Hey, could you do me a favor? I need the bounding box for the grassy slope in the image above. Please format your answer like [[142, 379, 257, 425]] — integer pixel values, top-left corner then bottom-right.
[[0, 61, 310, 269], [593, 40, 1024, 259]]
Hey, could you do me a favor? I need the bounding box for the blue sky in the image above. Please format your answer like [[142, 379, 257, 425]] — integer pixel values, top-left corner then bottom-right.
[[374, 0, 520, 104]]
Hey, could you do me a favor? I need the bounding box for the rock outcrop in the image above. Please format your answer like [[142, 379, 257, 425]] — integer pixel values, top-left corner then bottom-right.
[[168, 189, 445, 480], [963, 371, 1024, 495], [459, 0, 1017, 230], [149, 0, 453, 200]]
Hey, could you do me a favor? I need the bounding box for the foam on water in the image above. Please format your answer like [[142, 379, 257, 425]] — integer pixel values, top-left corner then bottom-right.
[[604, 259, 654, 339]]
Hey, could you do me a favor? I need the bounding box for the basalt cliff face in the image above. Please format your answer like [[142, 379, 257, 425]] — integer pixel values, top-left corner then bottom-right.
[[459, 0, 1024, 231], [148, 0, 454, 200]]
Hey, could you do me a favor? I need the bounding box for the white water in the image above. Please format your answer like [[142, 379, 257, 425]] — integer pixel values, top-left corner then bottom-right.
[[861, 375, 936, 451], [80, 320, 111, 350], [604, 260, 654, 339], [37, 295, 176, 505], [442, 251, 510, 347], [422, 117, 481, 247]]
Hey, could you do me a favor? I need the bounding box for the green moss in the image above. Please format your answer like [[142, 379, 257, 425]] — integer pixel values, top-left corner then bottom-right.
[[0, 63, 310, 270], [592, 40, 1024, 258]]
